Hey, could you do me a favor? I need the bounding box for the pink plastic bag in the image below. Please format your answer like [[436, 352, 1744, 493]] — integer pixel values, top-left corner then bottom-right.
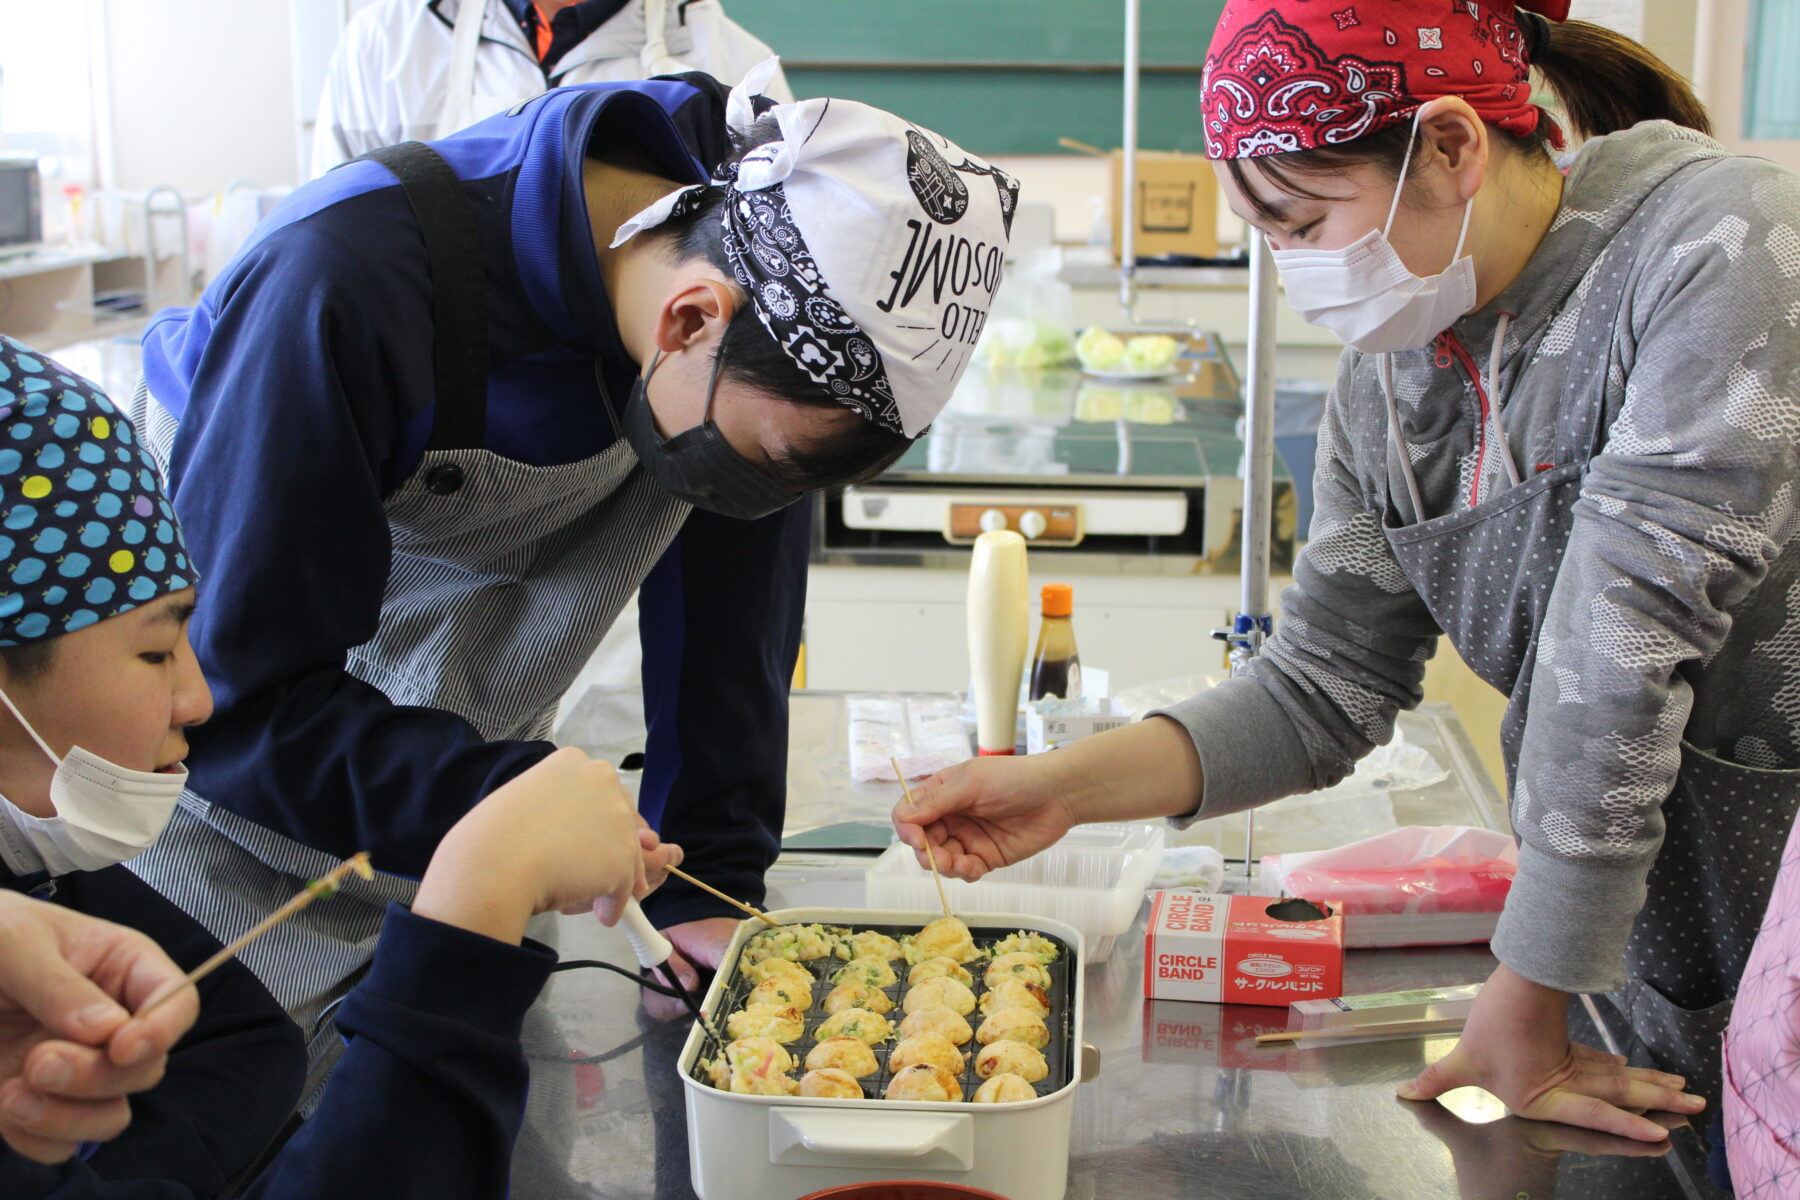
[[1261, 826, 1516, 948]]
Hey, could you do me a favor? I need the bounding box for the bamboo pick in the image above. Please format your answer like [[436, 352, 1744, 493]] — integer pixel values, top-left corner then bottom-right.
[[892, 757, 954, 919], [1255, 1017, 1466, 1046], [665, 865, 779, 926], [139, 853, 374, 1018]]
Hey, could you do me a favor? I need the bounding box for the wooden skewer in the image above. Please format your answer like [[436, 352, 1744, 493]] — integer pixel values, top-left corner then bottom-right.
[[665, 865, 779, 927], [139, 853, 374, 1018], [892, 757, 954, 919], [1255, 1017, 1466, 1046], [1058, 136, 1108, 157]]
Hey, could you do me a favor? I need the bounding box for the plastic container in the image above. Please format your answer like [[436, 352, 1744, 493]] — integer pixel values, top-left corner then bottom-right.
[[864, 823, 1164, 962], [682, 909, 1094, 1200]]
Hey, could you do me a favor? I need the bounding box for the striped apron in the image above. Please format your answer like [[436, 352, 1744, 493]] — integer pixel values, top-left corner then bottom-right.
[[124, 143, 691, 1097]]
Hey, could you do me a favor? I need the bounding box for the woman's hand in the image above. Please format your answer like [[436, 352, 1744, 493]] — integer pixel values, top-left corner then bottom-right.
[[892, 754, 1077, 881], [891, 717, 1205, 881], [1398, 964, 1706, 1141]]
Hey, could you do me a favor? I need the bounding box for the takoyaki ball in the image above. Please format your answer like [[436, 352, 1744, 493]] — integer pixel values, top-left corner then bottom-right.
[[903, 976, 977, 1017], [888, 1032, 967, 1075], [707, 1037, 797, 1094], [725, 1004, 806, 1044], [975, 1040, 1048, 1083], [979, 980, 1051, 1019], [747, 978, 813, 1012], [844, 930, 904, 962], [830, 956, 899, 989], [972, 1073, 1039, 1104], [883, 1063, 963, 1103], [990, 931, 1059, 963], [740, 923, 847, 967], [741, 956, 814, 989], [823, 982, 893, 1016], [899, 1006, 974, 1047], [904, 916, 980, 965], [907, 956, 974, 988], [984, 952, 1052, 990], [813, 1007, 895, 1046], [804, 1037, 880, 1078], [799, 1068, 864, 1100], [976, 1007, 1050, 1050]]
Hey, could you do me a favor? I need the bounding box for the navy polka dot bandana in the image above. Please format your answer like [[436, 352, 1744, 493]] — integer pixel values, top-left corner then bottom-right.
[[0, 335, 192, 645]]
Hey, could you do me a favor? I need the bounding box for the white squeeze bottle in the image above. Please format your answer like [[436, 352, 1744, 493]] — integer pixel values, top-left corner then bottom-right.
[[967, 529, 1030, 756]]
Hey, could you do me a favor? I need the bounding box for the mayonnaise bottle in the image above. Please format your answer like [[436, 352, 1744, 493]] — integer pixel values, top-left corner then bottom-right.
[[967, 530, 1029, 756]]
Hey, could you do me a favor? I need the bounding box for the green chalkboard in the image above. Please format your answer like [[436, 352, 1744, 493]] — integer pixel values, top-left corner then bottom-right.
[[726, 0, 1228, 156]]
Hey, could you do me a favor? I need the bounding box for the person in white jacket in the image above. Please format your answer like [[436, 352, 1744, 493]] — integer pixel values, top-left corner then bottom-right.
[[310, 0, 792, 177]]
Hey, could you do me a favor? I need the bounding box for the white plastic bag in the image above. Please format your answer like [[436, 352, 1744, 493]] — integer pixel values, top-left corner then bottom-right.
[[848, 694, 971, 783]]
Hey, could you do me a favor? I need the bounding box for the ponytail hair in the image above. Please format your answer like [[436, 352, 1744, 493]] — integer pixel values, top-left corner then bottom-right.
[[1222, 17, 1711, 224], [1530, 18, 1711, 140]]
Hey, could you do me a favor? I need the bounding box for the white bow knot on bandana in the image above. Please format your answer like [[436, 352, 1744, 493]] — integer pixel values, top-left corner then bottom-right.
[[611, 58, 1018, 438]]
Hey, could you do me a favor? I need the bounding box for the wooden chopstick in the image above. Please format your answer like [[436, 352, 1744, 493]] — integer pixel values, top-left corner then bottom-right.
[[1255, 1017, 1466, 1046], [892, 757, 954, 919], [665, 865, 779, 927], [139, 853, 374, 1018]]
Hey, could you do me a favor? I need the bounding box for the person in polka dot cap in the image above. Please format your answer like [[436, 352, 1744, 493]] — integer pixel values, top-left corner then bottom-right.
[[0, 335, 193, 646], [0, 335, 684, 1194]]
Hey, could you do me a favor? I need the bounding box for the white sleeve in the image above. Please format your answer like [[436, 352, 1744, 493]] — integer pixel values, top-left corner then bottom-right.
[[308, 6, 396, 179], [686, 3, 795, 102], [310, 72, 354, 179]]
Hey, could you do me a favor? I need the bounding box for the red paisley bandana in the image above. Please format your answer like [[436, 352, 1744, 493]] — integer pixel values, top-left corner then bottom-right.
[[1201, 1, 1570, 160]]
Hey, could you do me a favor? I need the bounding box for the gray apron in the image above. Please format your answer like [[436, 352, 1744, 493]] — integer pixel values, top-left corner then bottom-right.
[[125, 141, 689, 1055], [1379, 351, 1800, 1101]]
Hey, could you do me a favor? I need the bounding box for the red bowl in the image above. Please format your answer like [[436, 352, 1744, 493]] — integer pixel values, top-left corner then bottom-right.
[[795, 1186, 1015, 1200]]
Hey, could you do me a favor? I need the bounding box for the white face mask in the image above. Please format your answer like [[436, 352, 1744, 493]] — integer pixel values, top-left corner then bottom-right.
[[1270, 111, 1478, 354], [0, 683, 187, 877]]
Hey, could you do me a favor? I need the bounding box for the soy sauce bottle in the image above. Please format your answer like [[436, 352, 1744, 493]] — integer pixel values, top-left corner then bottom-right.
[[1028, 583, 1082, 701]]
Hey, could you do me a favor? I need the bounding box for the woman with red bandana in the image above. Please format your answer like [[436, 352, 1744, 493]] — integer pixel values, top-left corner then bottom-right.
[[892, 0, 1800, 1154]]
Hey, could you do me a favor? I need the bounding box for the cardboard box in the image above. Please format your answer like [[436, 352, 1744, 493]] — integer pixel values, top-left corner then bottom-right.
[[1143, 891, 1344, 1007], [1024, 705, 1130, 754], [1110, 150, 1220, 262]]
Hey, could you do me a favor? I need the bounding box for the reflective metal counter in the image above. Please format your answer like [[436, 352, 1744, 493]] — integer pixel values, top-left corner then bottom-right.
[[512, 692, 1730, 1199]]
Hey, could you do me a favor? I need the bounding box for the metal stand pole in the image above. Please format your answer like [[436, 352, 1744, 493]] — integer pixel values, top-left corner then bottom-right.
[[1215, 230, 1279, 879], [1119, 0, 1140, 315]]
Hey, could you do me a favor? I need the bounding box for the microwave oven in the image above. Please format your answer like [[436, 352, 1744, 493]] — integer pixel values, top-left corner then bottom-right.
[[0, 157, 43, 256]]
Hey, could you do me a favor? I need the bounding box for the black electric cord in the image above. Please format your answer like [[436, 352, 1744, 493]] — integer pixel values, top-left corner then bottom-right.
[[552, 957, 726, 1044], [551, 957, 689, 999]]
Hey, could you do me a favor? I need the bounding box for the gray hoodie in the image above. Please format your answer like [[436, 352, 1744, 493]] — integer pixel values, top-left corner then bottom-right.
[[1161, 121, 1800, 994]]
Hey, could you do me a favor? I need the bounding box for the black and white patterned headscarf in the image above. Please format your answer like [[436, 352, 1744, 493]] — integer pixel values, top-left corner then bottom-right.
[[613, 59, 1018, 438]]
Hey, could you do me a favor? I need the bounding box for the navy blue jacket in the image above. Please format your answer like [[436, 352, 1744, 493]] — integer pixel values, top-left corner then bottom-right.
[[0, 872, 554, 1198], [140, 76, 805, 926]]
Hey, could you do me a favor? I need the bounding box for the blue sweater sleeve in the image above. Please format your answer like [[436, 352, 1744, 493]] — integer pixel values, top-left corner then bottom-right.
[[636, 496, 810, 927], [238, 905, 555, 1199], [147, 224, 553, 878], [0, 906, 553, 1200]]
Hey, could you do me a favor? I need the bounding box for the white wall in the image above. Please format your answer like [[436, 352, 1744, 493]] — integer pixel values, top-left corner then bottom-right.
[[98, 0, 300, 194]]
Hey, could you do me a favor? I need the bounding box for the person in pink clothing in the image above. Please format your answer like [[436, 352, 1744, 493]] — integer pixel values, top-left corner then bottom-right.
[[1724, 820, 1800, 1195]]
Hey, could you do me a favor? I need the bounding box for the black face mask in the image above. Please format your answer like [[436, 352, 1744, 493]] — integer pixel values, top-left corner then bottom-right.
[[603, 351, 806, 521]]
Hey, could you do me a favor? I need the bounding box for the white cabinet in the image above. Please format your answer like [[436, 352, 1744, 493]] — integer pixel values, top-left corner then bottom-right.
[[803, 563, 1282, 694]]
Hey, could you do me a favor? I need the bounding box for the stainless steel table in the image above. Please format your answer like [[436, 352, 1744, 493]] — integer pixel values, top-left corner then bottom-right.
[[518, 690, 1729, 1198], [520, 862, 1727, 1199]]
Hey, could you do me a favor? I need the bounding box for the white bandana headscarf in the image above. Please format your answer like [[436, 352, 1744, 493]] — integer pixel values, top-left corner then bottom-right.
[[612, 59, 1019, 438]]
